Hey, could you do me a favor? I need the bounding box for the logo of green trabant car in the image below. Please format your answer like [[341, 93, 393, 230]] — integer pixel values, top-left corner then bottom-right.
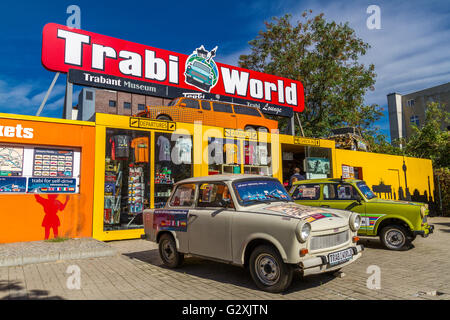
[[184, 45, 219, 92]]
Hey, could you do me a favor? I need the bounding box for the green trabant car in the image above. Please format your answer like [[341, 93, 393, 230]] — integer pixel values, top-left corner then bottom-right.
[[289, 178, 434, 250]]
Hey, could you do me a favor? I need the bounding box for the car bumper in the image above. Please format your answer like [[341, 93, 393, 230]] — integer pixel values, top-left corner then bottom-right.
[[413, 224, 434, 237], [298, 245, 364, 276]]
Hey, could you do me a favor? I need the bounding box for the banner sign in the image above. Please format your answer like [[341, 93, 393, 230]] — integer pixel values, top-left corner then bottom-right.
[[0, 177, 27, 193], [224, 128, 258, 140], [294, 137, 320, 146], [27, 177, 77, 193], [42, 23, 304, 117], [130, 117, 176, 131]]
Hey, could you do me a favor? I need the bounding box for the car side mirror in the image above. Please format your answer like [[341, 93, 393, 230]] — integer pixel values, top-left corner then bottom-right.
[[355, 194, 362, 204]]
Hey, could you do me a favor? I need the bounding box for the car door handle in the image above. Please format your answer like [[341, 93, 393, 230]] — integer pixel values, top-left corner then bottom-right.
[[321, 205, 330, 208], [231, 115, 236, 117], [189, 213, 198, 217], [198, 111, 203, 113]]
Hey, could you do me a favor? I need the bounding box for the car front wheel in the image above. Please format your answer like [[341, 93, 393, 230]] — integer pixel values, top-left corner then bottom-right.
[[249, 245, 293, 293], [380, 225, 411, 250], [158, 233, 184, 268]]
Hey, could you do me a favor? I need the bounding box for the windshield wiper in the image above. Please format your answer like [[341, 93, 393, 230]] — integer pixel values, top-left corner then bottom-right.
[[243, 199, 271, 205], [265, 194, 290, 202]]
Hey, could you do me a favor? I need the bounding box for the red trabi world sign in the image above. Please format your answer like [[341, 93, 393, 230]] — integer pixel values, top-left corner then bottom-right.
[[41, 23, 304, 113]]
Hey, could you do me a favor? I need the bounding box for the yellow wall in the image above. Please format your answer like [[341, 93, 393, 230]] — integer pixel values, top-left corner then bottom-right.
[[334, 149, 434, 202]]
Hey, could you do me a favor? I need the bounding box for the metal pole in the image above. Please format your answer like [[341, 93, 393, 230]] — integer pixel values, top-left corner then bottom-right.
[[36, 72, 60, 116], [63, 75, 73, 119], [295, 112, 305, 137]]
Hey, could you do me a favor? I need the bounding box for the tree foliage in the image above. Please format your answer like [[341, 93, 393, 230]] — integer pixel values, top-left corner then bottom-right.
[[239, 11, 382, 137]]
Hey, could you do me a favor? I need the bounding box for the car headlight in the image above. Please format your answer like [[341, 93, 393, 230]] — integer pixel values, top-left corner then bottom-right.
[[420, 206, 426, 218], [349, 213, 361, 231], [296, 221, 311, 243]]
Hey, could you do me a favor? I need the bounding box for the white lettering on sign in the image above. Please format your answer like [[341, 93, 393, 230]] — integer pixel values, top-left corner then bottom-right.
[[57, 29, 90, 66], [220, 66, 297, 106], [0, 124, 34, 139]]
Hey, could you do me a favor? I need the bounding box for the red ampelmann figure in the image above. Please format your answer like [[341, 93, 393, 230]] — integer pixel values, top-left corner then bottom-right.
[[34, 194, 69, 240]]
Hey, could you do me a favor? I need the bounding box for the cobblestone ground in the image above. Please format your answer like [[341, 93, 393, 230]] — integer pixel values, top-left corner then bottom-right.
[[0, 217, 449, 300]]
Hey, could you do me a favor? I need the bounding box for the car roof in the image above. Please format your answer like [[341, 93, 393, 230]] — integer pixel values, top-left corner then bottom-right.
[[175, 174, 279, 184], [293, 178, 362, 184]]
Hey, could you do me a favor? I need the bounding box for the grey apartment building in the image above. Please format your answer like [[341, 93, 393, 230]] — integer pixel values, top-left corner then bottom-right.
[[387, 82, 450, 143]]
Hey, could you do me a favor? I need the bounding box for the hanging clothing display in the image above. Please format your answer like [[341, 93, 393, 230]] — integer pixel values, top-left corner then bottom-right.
[[175, 137, 192, 164], [110, 135, 131, 160], [131, 137, 149, 163], [157, 135, 171, 162]]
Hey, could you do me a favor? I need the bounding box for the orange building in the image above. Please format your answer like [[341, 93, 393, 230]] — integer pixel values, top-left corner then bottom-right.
[[0, 113, 95, 243]]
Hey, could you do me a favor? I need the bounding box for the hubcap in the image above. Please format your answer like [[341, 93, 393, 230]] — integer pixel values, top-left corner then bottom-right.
[[162, 240, 175, 261], [386, 229, 405, 248], [255, 254, 280, 286]]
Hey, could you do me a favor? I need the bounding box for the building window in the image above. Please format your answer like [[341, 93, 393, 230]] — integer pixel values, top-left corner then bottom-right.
[[109, 100, 116, 107], [85, 91, 93, 101], [407, 99, 415, 107], [124, 102, 131, 109], [138, 104, 145, 111], [410, 115, 419, 126]]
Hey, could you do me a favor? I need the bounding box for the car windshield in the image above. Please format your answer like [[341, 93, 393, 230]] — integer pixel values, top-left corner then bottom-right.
[[193, 61, 210, 73], [357, 181, 376, 200], [233, 179, 292, 206]]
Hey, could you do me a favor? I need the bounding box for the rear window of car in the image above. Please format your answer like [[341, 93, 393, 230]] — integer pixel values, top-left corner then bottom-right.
[[213, 102, 233, 113], [181, 99, 200, 109], [233, 105, 261, 117], [169, 183, 196, 207], [291, 184, 321, 200]]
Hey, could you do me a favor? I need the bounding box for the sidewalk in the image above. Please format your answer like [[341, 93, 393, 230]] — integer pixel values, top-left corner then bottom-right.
[[0, 238, 117, 267]]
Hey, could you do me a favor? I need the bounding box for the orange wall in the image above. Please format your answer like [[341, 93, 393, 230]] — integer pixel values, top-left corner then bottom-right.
[[0, 116, 95, 243]]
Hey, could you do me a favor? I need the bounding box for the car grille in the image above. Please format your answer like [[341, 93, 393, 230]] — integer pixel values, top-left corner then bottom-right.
[[310, 231, 349, 251], [192, 70, 207, 81]]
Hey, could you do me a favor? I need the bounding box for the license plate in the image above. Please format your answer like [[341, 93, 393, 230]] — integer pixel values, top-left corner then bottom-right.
[[328, 248, 353, 266]]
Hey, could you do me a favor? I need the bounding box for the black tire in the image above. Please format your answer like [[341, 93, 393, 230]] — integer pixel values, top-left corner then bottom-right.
[[380, 225, 411, 251], [156, 115, 171, 121], [158, 233, 184, 268], [249, 245, 293, 293]]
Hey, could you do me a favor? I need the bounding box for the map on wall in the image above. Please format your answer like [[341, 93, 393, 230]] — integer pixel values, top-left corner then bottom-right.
[[33, 148, 74, 178], [0, 145, 24, 176]]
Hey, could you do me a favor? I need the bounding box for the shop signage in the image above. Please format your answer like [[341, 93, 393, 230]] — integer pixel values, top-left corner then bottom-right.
[[130, 117, 176, 131], [42, 23, 304, 117], [294, 137, 320, 146], [224, 128, 258, 141], [0, 124, 34, 139], [0, 177, 27, 193], [27, 177, 77, 193]]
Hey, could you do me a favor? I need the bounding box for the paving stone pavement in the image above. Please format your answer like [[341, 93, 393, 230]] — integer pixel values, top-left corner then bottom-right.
[[0, 216, 449, 300]]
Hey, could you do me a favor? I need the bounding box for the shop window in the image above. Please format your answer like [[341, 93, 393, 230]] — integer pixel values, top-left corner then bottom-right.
[[104, 129, 151, 231], [233, 105, 261, 117], [109, 100, 117, 107], [169, 183, 196, 207], [0, 143, 81, 194], [138, 104, 145, 111], [243, 139, 271, 176], [154, 132, 193, 208], [197, 183, 234, 208], [207, 138, 241, 175], [124, 102, 131, 109], [213, 102, 233, 113], [291, 184, 320, 200]]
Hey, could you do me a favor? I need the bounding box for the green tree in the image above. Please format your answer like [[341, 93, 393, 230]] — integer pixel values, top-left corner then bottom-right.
[[402, 102, 449, 168], [239, 11, 382, 137]]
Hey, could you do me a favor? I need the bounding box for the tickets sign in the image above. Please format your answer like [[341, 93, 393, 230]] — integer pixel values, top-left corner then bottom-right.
[[42, 23, 305, 116]]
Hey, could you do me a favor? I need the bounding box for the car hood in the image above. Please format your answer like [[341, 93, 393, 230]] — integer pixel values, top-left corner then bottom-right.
[[245, 202, 350, 231], [367, 198, 425, 207]]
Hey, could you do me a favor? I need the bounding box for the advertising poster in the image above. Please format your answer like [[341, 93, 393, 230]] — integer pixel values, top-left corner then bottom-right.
[[305, 157, 330, 179], [153, 209, 188, 232], [0, 177, 27, 193], [33, 148, 74, 178], [27, 177, 77, 193], [0, 145, 24, 176]]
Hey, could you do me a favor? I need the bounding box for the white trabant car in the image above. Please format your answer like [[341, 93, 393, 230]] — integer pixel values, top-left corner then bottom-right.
[[143, 175, 364, 292]]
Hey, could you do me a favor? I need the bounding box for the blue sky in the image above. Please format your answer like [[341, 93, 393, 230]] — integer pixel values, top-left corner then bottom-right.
[[0, 0, 449, 139]]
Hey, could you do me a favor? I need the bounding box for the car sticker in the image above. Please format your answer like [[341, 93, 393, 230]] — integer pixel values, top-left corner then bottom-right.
[[265, 204, 340, 222], [360, 214, 385, 230], [154, 209, 189, 232]]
